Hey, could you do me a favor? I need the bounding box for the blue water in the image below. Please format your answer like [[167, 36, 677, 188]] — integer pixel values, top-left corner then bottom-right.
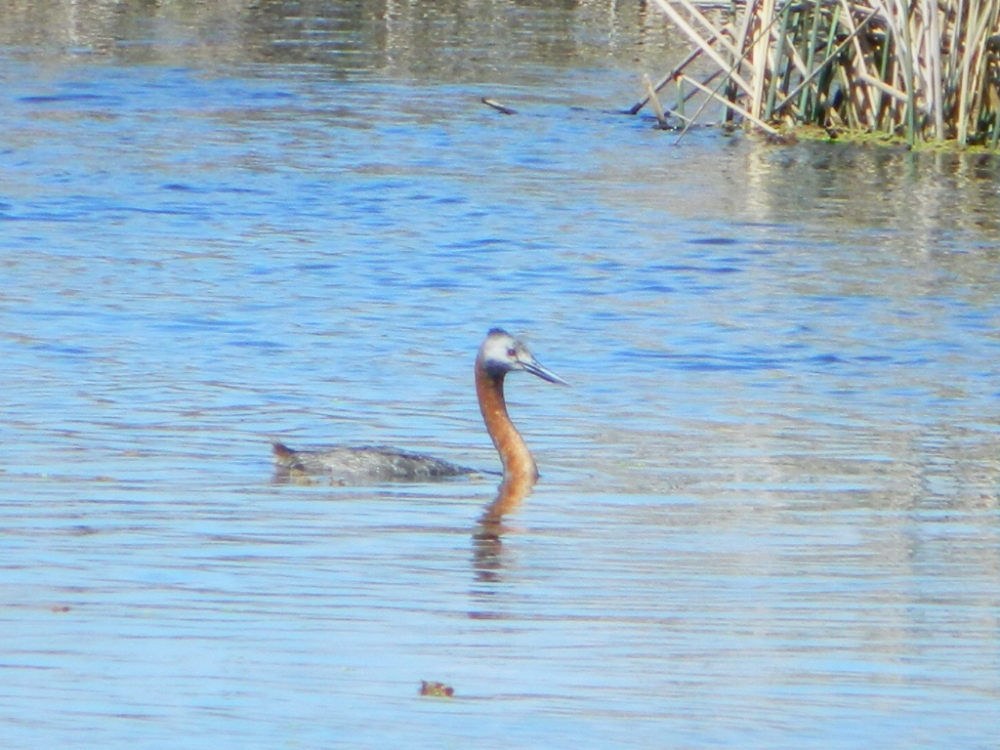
[[2, 5, 1000, 749]]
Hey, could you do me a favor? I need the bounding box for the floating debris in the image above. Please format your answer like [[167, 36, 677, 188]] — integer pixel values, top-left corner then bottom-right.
[[482, 97, 516, 115], [419, 680, 454, 698]]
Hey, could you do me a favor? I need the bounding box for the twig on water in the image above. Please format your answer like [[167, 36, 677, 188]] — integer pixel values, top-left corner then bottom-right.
[[481, 97, 516, 115]]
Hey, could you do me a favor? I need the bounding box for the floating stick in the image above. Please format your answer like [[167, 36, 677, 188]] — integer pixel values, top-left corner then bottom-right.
[[481, 98, 516, 115]]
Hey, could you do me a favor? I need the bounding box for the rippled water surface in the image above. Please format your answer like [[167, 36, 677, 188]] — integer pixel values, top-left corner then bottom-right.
[[2, 2, 999, 748]]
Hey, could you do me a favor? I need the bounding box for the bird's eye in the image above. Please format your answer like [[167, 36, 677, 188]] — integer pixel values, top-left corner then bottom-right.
[[507, 348, 517, 358]]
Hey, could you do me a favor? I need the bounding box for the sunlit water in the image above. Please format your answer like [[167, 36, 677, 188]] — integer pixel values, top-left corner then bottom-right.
[[2, 3, 999, 749]]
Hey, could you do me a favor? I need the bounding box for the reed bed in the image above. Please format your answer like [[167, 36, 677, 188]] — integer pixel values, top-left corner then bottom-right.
[[639, 0, 1000, 147]]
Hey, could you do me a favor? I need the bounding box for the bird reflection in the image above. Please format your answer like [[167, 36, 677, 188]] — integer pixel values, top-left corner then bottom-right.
[[471, 469, 539, 582]]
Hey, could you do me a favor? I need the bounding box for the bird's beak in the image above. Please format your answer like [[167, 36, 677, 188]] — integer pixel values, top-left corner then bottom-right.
[[523, 357, 569, 386]]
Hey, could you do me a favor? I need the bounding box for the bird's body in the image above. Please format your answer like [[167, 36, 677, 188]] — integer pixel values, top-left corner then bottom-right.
[[272, 328, 566, 485], [271, 441, 473, 482]]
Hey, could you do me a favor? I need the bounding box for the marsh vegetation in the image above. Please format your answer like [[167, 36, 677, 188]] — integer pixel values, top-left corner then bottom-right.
[[642, 0, 1000, 147]]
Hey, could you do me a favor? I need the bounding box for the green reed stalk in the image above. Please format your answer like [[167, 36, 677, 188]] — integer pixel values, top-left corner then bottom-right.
[[876, 27, 893, 133], [763, 2, 794, 121], [773, 7, 877, 114], [798, 0, 826, 121]]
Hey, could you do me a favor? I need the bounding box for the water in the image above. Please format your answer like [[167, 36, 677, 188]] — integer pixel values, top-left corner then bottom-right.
[[2, 2, 999, 748]]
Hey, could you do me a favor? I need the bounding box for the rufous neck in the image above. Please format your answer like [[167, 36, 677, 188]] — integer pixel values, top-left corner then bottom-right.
[[475, 362, 538, 484]]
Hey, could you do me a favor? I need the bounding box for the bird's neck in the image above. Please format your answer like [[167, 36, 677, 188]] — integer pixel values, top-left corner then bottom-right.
[[475, 365, 538, 484]]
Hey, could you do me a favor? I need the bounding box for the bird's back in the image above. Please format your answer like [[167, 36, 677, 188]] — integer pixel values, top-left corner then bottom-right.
[[272, 441, 475, 482]]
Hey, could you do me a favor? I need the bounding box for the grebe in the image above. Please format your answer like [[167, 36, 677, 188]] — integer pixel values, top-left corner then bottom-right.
[[272, 328, 567, 483]]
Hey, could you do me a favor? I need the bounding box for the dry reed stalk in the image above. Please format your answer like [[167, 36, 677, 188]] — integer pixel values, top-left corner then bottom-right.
[[859, 71, 909, 102], [669, 0, 746, 61], [628, 44, 709, 115], [926, 0, 945, 139], [650, 0, 755, 97], [750, 0, 776, 118], [838, 0, 880, 126], [679, 73, 781, 133], [762, 3, 793, 120], [644, 73, 670, 128]]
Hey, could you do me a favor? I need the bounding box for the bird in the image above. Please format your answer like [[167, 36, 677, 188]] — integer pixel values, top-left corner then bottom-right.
[[271, 328, 567, 484]]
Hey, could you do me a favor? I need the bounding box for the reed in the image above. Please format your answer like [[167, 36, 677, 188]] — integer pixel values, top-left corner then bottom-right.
[[641, 0, 1000, 147]]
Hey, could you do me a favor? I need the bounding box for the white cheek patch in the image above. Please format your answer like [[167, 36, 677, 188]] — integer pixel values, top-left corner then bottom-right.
[[483, 337, 511, 363], [481, 334, 530, 373]]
